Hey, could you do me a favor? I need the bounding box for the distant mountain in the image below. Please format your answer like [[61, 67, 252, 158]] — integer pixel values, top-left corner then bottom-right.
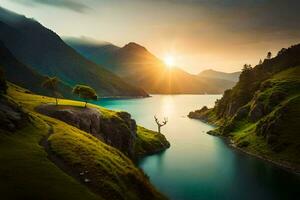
[[64, 36, 119, 65], [66, 38, 235, 94], [198, 69, 241, 82], [0, 7, 147, 97], [0, 41, 72, 97]]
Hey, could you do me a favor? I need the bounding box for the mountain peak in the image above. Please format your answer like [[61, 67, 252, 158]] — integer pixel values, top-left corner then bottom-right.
[[122, 42, 147, 52]]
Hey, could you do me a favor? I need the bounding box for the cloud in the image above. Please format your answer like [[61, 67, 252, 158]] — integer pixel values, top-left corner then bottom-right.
[[155, 0, 300, 41], [13, 0, 90, 13]]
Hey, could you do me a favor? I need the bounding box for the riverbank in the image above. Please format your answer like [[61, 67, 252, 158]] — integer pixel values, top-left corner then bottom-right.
[[100, 94, 300, 200], [202, 121, 300, 175]]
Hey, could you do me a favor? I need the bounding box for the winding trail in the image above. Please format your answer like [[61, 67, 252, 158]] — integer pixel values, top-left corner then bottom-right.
[[39, 124, 99, 196]]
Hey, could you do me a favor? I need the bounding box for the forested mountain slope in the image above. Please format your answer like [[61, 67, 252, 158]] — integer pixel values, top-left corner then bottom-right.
[[189, 44, 300, 172]]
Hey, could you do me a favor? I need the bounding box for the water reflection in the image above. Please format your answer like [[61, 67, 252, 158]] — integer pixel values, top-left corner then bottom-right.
[[161, 95, 175, 117], [97, 95, 300, 200]]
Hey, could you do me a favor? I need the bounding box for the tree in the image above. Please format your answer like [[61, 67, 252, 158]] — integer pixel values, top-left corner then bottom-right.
[[277, 48, 287, 56], [42, 77, 59, 105], [242, 64, 252, 72], [154, 115, 168, 133], [267, 52, 272, 59], [0, 68, 7, 94], [259, 59, 263, 65], [72, 84, 98, 107]]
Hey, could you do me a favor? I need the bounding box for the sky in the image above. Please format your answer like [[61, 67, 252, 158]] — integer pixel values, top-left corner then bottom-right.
[[1, 0, 300, 73]]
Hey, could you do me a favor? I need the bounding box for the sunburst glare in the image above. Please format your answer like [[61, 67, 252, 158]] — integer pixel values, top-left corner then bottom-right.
[[164, 55, 175, 68]]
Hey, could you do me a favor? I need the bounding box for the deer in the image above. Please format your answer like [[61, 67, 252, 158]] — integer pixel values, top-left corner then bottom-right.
[[154, 115, 168, 134]]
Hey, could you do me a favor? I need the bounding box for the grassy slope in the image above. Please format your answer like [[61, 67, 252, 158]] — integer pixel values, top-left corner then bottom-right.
[[135, 126, 170, 158], [229, 67, 300, 167], [1, 84, 166, 200], [0, 109, 101, 200], [189, 67, 300, 171]]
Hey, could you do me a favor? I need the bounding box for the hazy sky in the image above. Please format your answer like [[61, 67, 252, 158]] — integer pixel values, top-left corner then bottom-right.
[[2, 0, 300, 73]]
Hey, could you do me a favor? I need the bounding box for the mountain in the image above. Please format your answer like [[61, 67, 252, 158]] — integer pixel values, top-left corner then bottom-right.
[[64, 36, 119, 65], [65, 38, 235, 94], [0, 41, 72, 97], [198, 69, 241, 82], [0, 7, 147, 97], [189, 44, 300, 172]]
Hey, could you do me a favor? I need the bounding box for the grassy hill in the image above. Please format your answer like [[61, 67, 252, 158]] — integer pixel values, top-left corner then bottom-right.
[[0, 7, 147, 97], [65, 38, 236, 94], [0, 83, 168, 199], [189, 44, 300, 172]]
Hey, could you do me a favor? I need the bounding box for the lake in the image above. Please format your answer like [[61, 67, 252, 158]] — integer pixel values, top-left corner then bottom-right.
[[97, 95, 300, 200]]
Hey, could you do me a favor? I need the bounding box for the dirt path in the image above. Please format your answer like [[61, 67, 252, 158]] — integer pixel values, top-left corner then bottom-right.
[[39, 124, 101, 197]]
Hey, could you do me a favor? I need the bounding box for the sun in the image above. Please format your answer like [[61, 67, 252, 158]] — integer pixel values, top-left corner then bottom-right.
[[164, 55, 175, 68]]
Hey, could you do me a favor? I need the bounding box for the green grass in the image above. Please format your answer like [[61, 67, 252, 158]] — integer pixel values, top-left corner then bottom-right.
[[226, 67, 300, 169], [0, 114, 102, 200], [47, 118, 164, 200], [0, 83, 167, 200], [135, 126, 170, 157]]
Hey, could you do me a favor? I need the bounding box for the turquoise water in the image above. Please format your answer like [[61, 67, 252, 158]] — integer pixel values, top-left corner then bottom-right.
[[97, 95, 300, 200]]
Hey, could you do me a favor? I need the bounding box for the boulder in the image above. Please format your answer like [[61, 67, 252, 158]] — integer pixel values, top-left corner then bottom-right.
[[0, 97, 28, 131]]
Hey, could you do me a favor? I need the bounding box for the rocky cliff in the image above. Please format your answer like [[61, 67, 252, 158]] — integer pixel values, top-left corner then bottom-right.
[[36, 104, 170, 159]]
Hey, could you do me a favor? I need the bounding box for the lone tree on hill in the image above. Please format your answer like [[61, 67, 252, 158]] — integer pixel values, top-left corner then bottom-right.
[[267, 51, 272, 59], [42, 76, 59, 105], [72, 84, 98, 108], [154, 115, 168, 134]]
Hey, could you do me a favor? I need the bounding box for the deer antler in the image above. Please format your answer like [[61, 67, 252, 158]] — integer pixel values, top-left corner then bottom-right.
[[154, 115, 159, 124], [154, 115, 168, 126], [154, 115, 168, 133], [162, 117, 168, 125]]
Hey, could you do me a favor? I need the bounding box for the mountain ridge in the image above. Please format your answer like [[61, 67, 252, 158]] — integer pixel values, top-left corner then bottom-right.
[[65, 37, 236, 94], [0, 7, 147, 97], [198, 69, 241, 82]]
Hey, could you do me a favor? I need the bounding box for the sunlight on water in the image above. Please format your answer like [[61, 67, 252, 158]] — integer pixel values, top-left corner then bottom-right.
[[161, 95, 175, 117], [98, 95, 300, 200]]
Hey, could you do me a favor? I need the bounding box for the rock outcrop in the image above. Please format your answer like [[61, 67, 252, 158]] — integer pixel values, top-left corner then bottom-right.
[[0, 97, 28, 131], [36, 104, 169, 159]]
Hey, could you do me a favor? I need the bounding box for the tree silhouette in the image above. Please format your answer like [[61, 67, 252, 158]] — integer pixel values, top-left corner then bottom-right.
[[154, 115, 168, 133], [242, 64, 252, 72], [259, 59, 263, 65], [72, 84, 98, 107], [42, 77, 59, 105], [277, 48, 287, 56], [267, 52, 272, 59]]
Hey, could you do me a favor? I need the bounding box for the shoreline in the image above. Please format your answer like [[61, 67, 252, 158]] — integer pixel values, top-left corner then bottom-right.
[[189, 115, 300, 175], [205, 128, 300, 176]]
